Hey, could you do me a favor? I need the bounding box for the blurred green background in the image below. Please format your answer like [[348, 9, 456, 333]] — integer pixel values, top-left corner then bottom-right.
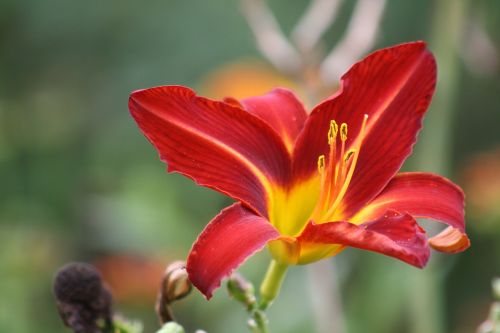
[[1, 0, 499, 332]]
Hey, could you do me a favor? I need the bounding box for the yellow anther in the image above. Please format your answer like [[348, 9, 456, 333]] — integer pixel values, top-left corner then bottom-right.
[[327, 120, 338, 145], [340, 123, 348, 141], [317, 155, 325, 173]]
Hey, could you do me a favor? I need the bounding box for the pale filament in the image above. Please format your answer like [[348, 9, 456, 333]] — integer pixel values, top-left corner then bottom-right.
[[313, 114, 369, 222]]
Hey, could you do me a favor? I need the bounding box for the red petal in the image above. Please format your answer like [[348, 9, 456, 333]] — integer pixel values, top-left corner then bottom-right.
[[353, 172, 470, 253], [353, 172, 465, 230], [428, 226, 470, 253], [293, 42, 436, 217], [186, 203, 279, 299], [241, 88, 308, 152], [298, 210, 430, 268], [129, 86, 291, 217]]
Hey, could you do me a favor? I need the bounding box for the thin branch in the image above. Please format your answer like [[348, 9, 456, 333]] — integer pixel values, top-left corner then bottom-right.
[[461, 16, 499, 75], [307, 261, 346, 333], [292, 0, 344, 54], [240, 0, 302, 75], [320, 0, 386, 84]]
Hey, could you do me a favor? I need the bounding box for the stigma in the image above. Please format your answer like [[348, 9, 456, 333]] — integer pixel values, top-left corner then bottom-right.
[[312, 114, 369, 222]]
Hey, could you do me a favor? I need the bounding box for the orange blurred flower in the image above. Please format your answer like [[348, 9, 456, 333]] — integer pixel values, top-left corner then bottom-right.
[[461, 148, 500, 225], [94, 254, 165, 304], [199, 59, 300, 100]]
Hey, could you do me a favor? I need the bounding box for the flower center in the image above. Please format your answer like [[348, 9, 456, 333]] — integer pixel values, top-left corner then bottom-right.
[[311, 114, 368, 222]]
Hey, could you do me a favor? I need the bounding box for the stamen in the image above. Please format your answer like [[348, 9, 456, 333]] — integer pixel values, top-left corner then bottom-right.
[[326, 127, 337, 200], [344, 149, 356, 162], [327, 120, 338, 145], [324, 114, 369, 220], [340, 123, 348, 142], [314, 119, 338, 217], [313, 154, 328, 217], [312, 116, 370, 223], [317, 155, 325, 173], [333, 123, 348, 198]]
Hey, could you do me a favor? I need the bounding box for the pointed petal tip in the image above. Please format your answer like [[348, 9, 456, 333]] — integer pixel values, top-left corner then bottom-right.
[[186, 251, 216, 300], [402, 40, 427, 48], [429, 226, 471, 254], [130, 85, 194, 95], [129, 85, 196, 118], [415, 253, 430, 269]]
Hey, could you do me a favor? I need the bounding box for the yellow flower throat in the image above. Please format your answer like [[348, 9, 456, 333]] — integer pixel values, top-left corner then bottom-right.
[[269, 114, 369, 240], [267, 114, 369, 264]]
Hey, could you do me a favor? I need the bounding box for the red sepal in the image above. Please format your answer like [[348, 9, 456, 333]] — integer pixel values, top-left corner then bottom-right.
[[186, 203, 280, 299]]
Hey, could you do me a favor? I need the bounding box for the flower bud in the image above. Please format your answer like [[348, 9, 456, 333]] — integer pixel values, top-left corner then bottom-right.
[[156, 261, 192, 324], [164, 261, 192, 302], [227, 273, 256, 309]]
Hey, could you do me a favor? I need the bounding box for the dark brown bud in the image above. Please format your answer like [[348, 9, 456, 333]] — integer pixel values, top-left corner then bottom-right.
[[53, 262, 113, 333]]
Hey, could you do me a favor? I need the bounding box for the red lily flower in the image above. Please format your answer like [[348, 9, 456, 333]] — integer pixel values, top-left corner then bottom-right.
[[129, 42, 469, 300]]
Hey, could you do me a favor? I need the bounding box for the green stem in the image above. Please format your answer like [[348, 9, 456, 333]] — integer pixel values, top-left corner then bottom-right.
[[249, 310, 270, 333], [259, 260, 288, 310]]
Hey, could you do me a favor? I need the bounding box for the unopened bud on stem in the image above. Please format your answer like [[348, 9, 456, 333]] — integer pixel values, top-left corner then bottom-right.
[[227, 273, 257, 309], [156, 261, 192, 324]]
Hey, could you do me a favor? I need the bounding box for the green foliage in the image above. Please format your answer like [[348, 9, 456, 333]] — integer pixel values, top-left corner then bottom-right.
[[0, 1, 499, 333]]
